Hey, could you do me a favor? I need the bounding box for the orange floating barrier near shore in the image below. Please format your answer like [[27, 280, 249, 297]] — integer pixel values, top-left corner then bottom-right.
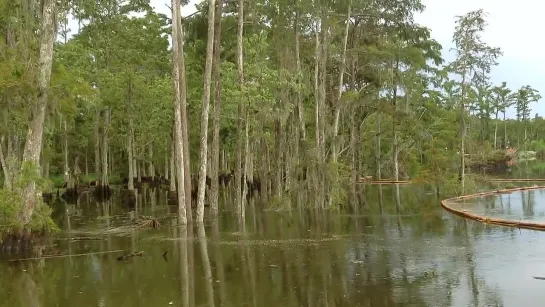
[[441, 185, 545, 231], [487, 178, 545, 182]]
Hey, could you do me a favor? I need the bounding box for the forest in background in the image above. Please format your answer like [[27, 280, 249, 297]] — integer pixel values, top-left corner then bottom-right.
[[0, 0, 544, 233]]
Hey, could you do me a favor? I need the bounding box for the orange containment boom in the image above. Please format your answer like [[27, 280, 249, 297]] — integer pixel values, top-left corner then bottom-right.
[[441, 185, 545, 231]]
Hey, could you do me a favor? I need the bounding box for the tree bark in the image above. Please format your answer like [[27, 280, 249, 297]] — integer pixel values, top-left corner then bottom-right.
[[170, 141, 176, 192], [94, 109, 101, 180], [210, 0, 223, 217], [235, 0, 244, 218], [331, 2, 351, 163], [18, 0, 57, 225], [178, 11, 193, 215], [128, 119, 135, 191], [172, 0, 188, 224], [196, 0, 217, 222], [0, 136, 11, 190], [148, 143, 155, 180], [294, 5, 306, 141], [101, 108, 110, 186]]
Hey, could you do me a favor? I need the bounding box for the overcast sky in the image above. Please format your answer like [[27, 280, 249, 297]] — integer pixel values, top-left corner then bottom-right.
[[145, 0, 543, 117]]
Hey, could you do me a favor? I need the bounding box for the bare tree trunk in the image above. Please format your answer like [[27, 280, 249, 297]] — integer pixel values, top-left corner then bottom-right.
[[318, 14, 328, 208], [94, 109, 101, 180], [392, 60, 399, 181], [148, 143, 155, 180], [460, 73, 467, 191], [331, 2, 351, 163], [165, 149, 169, 181], [101, 108, 110, 186], [170, 141, 176, 192], [0, 136, 11, 190], [128, 120, 135, 191], [178, 12, 192, 215], [241, 105, 249, 218], [375, 109, 381, 180], [294, 6, 306, 141], [235, 0, 244, 218], [171, 0, 188, 224], [63, 118, 73, 189], [196, 0, 217, 222], [18, 0, 57, 225], [493, 111, 499, 149], [503, 111, 507, 148], [210, 0, 223, 217]]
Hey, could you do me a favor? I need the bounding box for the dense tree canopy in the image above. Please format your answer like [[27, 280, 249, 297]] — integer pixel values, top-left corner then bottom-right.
[[0, 0, 543, 230]]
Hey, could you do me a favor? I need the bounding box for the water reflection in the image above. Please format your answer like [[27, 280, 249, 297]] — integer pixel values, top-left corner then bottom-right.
[[450, 186, 545, 223], [4, 185, 545, 306]]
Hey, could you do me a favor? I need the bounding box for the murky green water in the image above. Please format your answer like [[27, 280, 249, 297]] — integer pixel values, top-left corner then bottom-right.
[[2, 184, 545, 306]]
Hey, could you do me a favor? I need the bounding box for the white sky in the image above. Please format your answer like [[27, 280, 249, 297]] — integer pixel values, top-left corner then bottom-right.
[[148, 0, 545, 117]]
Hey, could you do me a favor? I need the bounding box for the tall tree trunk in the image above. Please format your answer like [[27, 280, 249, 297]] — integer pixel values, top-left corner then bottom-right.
[[101, 108, 110, 186], [503, 111, 508, 149], [331, 2, 351, 163], [493, 111, 499, 149], [63, 118, 73, 189], [171, 0, 188, 224], [375, 109, 381, 180], [196, 0, 217, 222], [94, 109, 101, 180], [148, 143, 154, 180], [128, 120, 135, 191], [0, 136, 11, 190], [235, 0, 244, 218], [178, 11, 192, 216], [18, 0, 57, 225], [210, 0, 223, 217], [459, 73, 467, 191], [392, 59, 399, 181], [294, 5, 306, 141], [317, 14, 328, 207], [170, 141, 176, 192]]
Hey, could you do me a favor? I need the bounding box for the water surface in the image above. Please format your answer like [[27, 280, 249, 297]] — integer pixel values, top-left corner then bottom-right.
[[2, 184, 545, 307]]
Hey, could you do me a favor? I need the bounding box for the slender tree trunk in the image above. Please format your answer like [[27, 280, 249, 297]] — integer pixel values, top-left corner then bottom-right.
[[460, 73, 467, 191], [318, 14, 328, 207], [210, 0, 223, 217], [392, 60, 399, 181], [493, 111, 499, 149], [128, 120, 134, 191], [503, 111, 507, 148], [101, 109, 110, 186], [170, 141, 176, 192], [165, 149, 169, 182], [94, 109, 101, 180], [196, 0, 217, 222], [375, 109, 381, 180], [178, 11, 192, 215], [331, 2, 351, 163], [18, 0, 57, 225], [63, 118, 73, 189], [235, 0, 244, 218], [0, 136, 11, 190], [172, 0, 188, 224], [294, 6, 306, 141], [149, 143, 154, 180]]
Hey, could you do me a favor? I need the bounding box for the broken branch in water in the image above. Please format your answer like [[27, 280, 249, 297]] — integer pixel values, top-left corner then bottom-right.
[[116, 250, 145, 262], [8, 249, 124, 262]]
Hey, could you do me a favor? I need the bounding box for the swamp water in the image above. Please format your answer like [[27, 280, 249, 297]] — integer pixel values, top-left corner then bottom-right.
[[2, 184, 545, 306]]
